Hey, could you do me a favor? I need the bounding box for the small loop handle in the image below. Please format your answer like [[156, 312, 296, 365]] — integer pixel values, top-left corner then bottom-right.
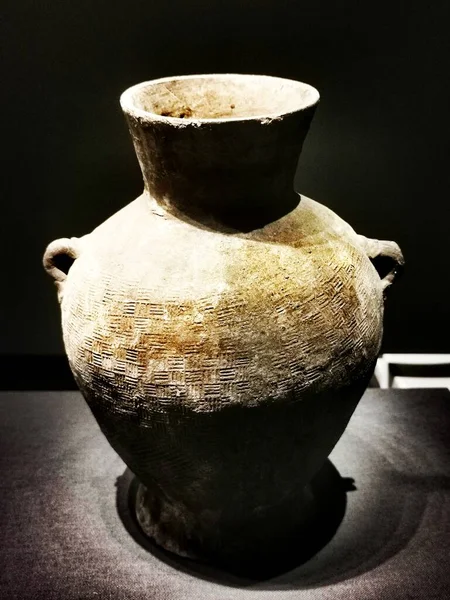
[[43, 237, 82, 302], [358, 235, 405, 294]]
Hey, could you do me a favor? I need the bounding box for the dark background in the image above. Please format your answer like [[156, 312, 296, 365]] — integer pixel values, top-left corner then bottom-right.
[[1, 0, 449, 377]]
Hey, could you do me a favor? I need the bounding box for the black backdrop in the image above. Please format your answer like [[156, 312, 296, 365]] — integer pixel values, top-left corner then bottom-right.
[[2, 0, 450, 367]]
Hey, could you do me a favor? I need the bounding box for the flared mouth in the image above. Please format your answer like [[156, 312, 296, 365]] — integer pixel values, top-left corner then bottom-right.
[[120, 74, 320, 123]]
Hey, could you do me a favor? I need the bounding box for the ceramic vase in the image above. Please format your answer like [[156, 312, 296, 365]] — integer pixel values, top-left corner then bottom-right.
[[44, 74, 404, 564]]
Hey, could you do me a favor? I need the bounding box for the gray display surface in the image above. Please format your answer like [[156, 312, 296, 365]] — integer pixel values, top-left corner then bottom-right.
[[1, 389, 449, 599]]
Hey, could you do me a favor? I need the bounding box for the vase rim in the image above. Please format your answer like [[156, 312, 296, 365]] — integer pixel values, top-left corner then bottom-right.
[[120, 73, 320, 125]]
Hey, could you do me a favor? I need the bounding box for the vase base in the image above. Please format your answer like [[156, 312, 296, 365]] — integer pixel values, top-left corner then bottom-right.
[[135, 482, 200, 559], [132, 460, 349, 571]]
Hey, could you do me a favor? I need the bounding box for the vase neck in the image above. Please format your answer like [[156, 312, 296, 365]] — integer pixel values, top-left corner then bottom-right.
[[121, 75, 319, 231]]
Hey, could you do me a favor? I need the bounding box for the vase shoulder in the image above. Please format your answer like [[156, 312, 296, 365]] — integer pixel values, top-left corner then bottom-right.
[[75, 192, 371, 298]]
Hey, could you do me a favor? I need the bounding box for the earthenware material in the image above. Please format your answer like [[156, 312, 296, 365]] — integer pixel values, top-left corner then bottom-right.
[[44, 74, 404, 562]]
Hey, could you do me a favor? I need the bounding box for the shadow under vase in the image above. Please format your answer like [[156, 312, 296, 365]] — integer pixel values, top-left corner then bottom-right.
[[115, 458, 352, 581]]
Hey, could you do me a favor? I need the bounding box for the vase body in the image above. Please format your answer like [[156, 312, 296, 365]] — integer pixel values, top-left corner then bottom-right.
[[44, 74, 404, 563]]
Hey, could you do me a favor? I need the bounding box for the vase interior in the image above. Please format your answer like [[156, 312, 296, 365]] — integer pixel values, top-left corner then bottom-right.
[[122, 74, 319, 121]]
